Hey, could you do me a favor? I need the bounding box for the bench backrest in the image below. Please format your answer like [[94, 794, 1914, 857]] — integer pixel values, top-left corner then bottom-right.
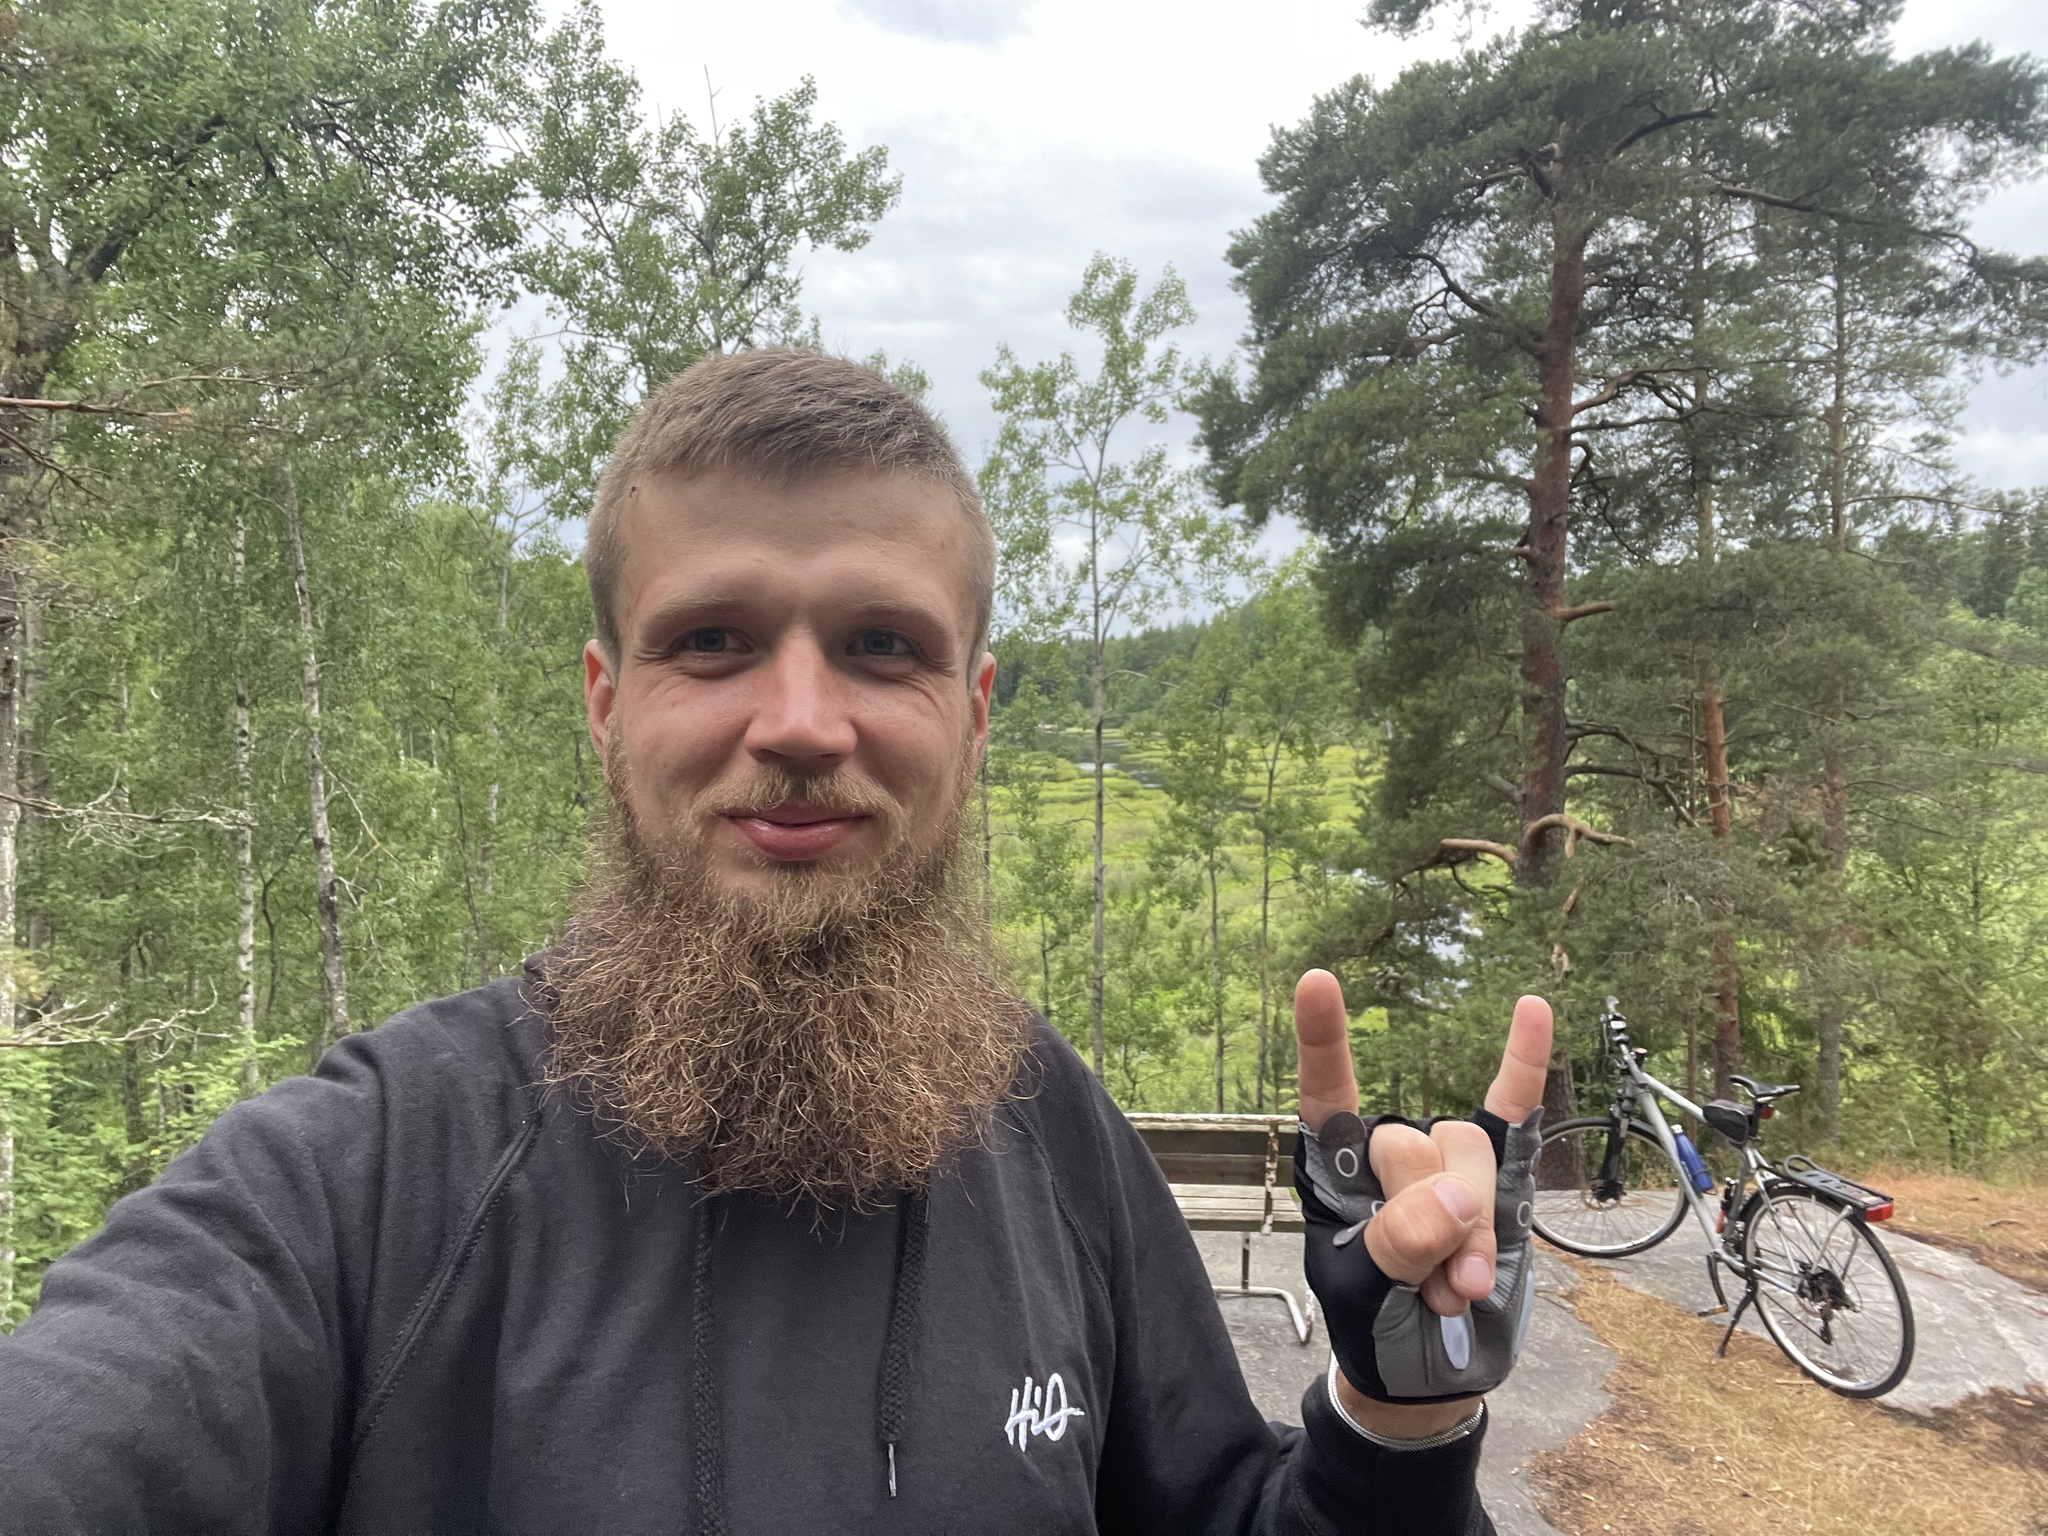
[[1126, 1113, 1299, 1185]]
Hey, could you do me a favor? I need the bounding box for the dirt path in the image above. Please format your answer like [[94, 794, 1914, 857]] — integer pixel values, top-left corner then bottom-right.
[[1199, 1218, 2048, 1535]]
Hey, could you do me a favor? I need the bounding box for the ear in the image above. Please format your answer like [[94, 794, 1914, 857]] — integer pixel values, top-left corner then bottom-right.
[[970, 650, 996, 760], [585, 640, 617, 762]]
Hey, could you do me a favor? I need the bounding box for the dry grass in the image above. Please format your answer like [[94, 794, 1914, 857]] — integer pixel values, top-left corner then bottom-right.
[[1844, 1161, 2048, 1295], [1529, 1259, 2048, 1536]]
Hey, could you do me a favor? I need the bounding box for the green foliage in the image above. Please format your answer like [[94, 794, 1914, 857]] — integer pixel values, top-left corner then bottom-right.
[[981, 253, 1250, 1077], [502, 2, 901, 520], [7, 0, 2048, 1341]]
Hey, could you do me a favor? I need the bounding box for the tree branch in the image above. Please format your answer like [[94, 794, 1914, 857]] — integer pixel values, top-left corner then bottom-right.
[[1520, 812, 1633, 861], [1551, 600, 1615, 623], [0, 395, 192, 421], [1614, 107, 1714, 155], [1423, 836, 1520, 869], [2, 996, 225, 1052]]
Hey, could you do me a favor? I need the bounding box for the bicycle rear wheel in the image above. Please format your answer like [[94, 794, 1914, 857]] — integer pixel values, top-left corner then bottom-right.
[[1530, 1117, 1689, 1257], [1742, 1188, 1914, 1398]]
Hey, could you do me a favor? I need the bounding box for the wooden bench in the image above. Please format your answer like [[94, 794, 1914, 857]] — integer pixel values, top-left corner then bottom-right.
[[1128, 1113, 1315, 1345]]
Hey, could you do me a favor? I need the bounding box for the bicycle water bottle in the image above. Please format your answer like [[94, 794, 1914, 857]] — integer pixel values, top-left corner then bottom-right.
[[1673, 1131, 1715, 1194]]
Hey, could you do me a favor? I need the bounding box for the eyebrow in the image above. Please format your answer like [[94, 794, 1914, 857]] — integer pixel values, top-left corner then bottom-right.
[[841, 596, 957, 641], [630, 592, 964, 658], [630, 593, 754, 648]]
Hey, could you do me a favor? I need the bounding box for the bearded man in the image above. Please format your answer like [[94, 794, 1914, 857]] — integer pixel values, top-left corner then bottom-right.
[[0, 351, 1551, 1534]]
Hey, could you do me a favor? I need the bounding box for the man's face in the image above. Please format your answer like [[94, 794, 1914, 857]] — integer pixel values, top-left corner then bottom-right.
[[584, 467, 995, 899]]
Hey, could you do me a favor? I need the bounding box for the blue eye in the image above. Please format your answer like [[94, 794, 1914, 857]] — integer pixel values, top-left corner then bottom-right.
[[684, 629, 729, 653], [858, 631, 910, 657]]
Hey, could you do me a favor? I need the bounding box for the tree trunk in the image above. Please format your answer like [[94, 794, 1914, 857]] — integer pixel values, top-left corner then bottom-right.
[[0, 283, 87, 1317], [483, 559, 507, 904], [1537, 1057, 1581, 1190], [1702, 665, 1740, 1094], [1813, 247, 1852, 1144], [1089, 650, 1107, 1079], [1519, 222, 1589, 889], [1039, 915, 1054, 1027], [1699, 474, 1741, 1097], [1258, 819, 1273, 1113], [1813, 737, 1849, 1144], [1685, 1015, 1698, 1107], [0, 415, 35, 1321], [281, 462, 350, 1052], [1210, 860, 1224, 1114], [233, 511, 259, 1096]]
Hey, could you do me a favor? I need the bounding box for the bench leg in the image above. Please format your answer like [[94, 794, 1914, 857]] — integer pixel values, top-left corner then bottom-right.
[[1214, 1233, 1315, 1346]]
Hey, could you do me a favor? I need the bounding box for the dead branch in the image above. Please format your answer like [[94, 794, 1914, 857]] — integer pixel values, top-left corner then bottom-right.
[[1522, 811, 1634, 861], [1431, 837, 1521, 868], [1373, 967, 1453, 1013], [2, 993, 225, 1056], [1551, 600, 1616, 624], [0, 787, 250, 847]]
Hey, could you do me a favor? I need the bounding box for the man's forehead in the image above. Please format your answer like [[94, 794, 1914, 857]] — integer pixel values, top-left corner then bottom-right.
[[614, 467, 975, 622]]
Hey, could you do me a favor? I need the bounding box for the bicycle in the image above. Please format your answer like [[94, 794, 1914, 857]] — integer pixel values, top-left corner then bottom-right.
[[1529, 996, 1915, 1398]]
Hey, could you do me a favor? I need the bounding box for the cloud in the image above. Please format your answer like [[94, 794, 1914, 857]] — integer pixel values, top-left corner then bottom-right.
[[838, 0, 1030, 46]]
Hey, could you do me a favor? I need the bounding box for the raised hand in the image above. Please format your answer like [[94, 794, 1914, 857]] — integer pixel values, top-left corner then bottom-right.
[[1293, 969, 1552, 1414]]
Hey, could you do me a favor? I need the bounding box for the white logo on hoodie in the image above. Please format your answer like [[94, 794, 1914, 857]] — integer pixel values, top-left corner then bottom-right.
[[1003, 1372, 1086, 1451]]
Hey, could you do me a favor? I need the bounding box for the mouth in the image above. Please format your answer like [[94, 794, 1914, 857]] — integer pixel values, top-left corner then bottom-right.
[[723, 802, 873, 861]]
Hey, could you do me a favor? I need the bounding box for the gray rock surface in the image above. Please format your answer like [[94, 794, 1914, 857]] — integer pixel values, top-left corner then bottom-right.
[[1578, 1219, 2048, 1413], [1197, 1211, 2048, 1536], [1197, 1214, 2048, 1531]]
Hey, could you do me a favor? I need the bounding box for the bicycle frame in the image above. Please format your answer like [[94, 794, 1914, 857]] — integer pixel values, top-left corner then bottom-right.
[[1561, 1001, 1915, 1394], [1591, 1006, 1772, 1292]]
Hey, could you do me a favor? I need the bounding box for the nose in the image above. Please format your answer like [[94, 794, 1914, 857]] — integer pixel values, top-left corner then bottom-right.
[[741, 630, 858, 768]]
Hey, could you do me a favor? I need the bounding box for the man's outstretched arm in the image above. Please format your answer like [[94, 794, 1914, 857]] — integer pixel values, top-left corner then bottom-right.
[[0, 1045, 393, 1534]]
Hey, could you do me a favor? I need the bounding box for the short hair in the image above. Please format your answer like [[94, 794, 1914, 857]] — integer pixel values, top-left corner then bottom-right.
[[586, 349, 996, 669]]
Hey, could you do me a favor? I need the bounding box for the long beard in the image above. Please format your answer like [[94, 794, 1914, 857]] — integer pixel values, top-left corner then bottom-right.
[[540, 751, 1030, 1209]]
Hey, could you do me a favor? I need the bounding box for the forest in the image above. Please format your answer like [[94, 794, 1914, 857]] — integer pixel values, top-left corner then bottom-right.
[[0, 0, 2044, 1324]]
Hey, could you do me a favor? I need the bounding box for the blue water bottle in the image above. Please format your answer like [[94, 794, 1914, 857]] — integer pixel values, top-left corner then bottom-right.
[[1673, 1131, 1714, 1194]]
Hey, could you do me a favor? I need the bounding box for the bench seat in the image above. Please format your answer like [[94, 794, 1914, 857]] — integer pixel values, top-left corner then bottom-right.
[[1127, 1112, 1315, 1343], [1166, 1183, 1307, 1232]]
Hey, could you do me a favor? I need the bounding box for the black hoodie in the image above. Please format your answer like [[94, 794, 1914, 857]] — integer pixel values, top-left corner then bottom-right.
[[0, 968, 1493, 1534]]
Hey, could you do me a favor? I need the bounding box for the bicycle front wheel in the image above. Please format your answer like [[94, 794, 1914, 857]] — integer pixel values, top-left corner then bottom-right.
[[1742, 1188, 1915, 1398], [1530, 1117, 1689, 1257]]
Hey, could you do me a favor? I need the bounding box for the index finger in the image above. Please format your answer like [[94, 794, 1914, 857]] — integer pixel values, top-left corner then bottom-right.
[[1294, 969, 1358, 1132]]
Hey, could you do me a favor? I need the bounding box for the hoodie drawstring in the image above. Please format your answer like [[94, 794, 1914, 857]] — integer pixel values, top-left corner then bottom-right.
[[686, 1186, 930, 1528], [876, 1187, 929, 1498], [690, 1196, 727, 1536]]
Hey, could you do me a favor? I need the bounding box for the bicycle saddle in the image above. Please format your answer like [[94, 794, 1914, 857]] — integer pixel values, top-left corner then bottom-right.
[[1731, 1072, 1800, 1099]]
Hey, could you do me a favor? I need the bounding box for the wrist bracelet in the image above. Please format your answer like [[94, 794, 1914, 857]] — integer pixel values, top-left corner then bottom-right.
[[1325, 1354, 1486, 1450]]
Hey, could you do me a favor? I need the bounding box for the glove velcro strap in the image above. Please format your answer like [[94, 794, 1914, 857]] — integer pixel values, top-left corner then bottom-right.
[[1295, 1106, 1543, 1405]]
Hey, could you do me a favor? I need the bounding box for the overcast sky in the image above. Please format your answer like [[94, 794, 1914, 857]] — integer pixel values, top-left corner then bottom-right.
[[582, 0, 2048, 504]]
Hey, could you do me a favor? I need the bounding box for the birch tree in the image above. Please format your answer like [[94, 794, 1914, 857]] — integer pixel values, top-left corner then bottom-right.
[[499, 2, 900, 522], [1229, 563, 1355, 1109], [982, 256, 1243, 1077]]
